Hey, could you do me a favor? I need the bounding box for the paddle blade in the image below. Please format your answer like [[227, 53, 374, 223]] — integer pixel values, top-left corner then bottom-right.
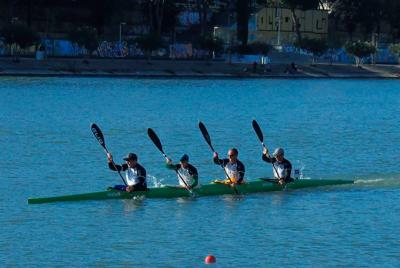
[[252, 119, 264, 143], [91, 123, 106, 149], [198, 121, 215, 152], [147, 128, 165, 155]]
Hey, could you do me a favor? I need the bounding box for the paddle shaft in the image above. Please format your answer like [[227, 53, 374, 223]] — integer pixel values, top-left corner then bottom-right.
[[198, 122, 239, 194], [252, 120, 281, 180], [261, 143, 282, 180], [163, 153, 192, 192], [103, 147, 128, 186], [91, 123, 127, 186], [147, 128, 193, 193]]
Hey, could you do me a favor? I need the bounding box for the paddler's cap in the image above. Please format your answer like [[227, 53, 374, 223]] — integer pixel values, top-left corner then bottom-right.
[[273, 148, 284, 157], [180, 154, 189, 162], [123, 153, 137, 161]]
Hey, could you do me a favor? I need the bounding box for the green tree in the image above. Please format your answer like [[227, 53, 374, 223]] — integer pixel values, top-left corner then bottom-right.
[[196, 0, 213, 35], [353, 0, 385, 39], [1, 22, 39, 60], [162, 1, 180, 35], [296, 37, 327, 64], [246, 42, 272, 55], [329, 0, 395, 42], [384, 1, 400, 41], [1, 22, 39, 48], [196, 34, 224, 59], [389, 43, 400, 56], [389, 43, 400, 63], [329, 0, 361, 41], [85, 0, 125, 35], [68, 26, 99, 56], [142, 0, 173, 35], [345, 40, 376, 67], [237, 0, 250, 47], [135, 33, 163, 62]]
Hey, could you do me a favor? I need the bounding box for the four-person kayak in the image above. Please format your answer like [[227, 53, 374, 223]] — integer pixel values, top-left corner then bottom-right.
[[28, 178, 354, 204]]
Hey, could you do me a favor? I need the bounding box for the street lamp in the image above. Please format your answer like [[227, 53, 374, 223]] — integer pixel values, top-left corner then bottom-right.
[[213, 26, 219, 38], [213, 26, 219, 59], [119, 22, 126, 44]]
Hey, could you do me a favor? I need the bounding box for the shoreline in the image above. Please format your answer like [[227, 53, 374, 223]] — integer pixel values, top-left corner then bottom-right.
[[1, 57, 399, 79], [2, 73, 400, 80]]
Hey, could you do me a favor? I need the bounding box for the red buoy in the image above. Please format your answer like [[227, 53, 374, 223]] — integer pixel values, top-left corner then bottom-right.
[[205, 255, 216, 264]]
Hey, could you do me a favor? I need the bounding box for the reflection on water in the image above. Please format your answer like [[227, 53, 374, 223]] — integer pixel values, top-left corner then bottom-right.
[[122, 196, 146, 212]]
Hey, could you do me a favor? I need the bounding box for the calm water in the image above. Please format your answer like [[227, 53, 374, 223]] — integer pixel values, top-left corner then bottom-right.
[[1, 77, 400, 267]]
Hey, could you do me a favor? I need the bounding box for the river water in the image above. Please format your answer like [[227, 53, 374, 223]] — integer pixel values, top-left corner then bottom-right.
[[1, 77, 399, 267]]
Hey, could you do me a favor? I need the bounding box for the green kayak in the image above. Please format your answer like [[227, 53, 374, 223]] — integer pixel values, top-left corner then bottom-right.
[[28, 178, 354, 204]]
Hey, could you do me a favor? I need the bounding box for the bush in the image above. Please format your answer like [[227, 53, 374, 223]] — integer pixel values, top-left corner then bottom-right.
[[1, 22, 40, 50], [195, 35, 224, 58], [246, 42, 272, 55], [135, 33, 163, 61], [229, 43, 272, 55], [68, 26, 99, 55], [345, 40, 376, 66], [296, 37, 327, 64], [389, 43, 400, 56]]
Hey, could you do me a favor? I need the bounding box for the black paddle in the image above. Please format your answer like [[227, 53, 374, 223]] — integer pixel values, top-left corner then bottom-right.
[[91, 123, 127, 186], [198, 121, 239, 194], [147, 128, 193, 194], [252, 119, 281, 183]]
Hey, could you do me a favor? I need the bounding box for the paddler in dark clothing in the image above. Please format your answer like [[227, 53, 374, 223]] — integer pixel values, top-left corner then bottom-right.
[[262, 147, 293, 185], [213, 148, 245, 185], [165, 154, 199, 189], [107, 152, 147, 192]]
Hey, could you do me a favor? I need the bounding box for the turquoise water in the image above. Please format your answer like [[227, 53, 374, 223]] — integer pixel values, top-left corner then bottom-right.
[[1, 77, 400, 267]]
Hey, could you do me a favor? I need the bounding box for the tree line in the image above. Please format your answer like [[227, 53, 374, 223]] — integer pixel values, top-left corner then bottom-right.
[[1, 0, 400, 63], [2, 1, 400, 45]]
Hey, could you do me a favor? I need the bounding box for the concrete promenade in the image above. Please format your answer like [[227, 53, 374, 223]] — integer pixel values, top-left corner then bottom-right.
[[0, 57, 399, 78]]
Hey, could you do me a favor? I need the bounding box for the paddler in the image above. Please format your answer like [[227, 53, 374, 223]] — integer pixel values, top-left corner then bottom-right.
[[107, 152, 147, 192], [262, 147, 293, 185], [165, 154, 199, 189], [213, 148, 245, 185]]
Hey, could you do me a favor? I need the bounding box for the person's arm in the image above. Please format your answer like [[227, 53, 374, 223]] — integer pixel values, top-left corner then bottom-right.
[[166, 162, 179, 170], [262, 153, 276, 164], [107, 153, 127, 172], [191, 174, 199, 188], [261, 148, 275, 163], [108, 162, 127, 172], [136, 165, 146, 186], [284, 160, 292, 180], [165, 157, 178, 170], [189, 165, 199, 188], [237, 161, 245, 184], [213, 152, 224, 165]]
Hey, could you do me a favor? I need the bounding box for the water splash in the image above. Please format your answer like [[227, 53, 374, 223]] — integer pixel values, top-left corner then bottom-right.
[[147, 174, 165, 188], [293, 160, 307, 179]]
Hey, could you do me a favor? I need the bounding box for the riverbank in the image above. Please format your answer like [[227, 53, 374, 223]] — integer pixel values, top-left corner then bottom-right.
[[0, 57, 399, 78]]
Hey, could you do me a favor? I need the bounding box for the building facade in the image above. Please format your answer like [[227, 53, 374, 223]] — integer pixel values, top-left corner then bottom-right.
[[255, 7, 328, 45]]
